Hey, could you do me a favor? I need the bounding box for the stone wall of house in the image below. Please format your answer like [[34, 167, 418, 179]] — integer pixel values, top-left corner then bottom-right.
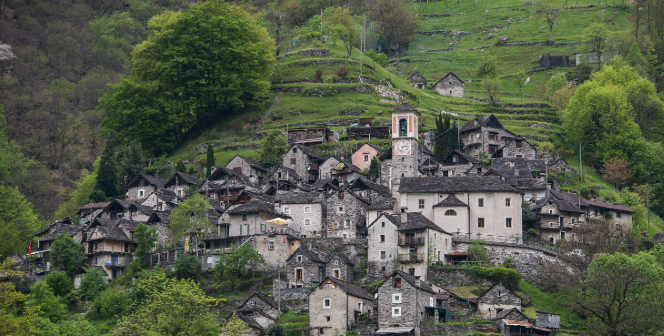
[[477, 282, 521, 319], [302, 237, 367, 266], [286, 251, 326, 288], [320, 157, 340, 180], [377, 279, 431, 329], [326, 256, 355, 281], [500, 141, 538, 159], [453, 241, 574, 286], [278, 202, 324, 237], [539, 53, 572, 69], [427, 268, 493, 287], [253, 235, 294, 271], [240, 295, 280, 319], [351, 322, 377, 336], [283, 147, 316, 182], [433, 80, 464, 98], [462, 126, 515, 159], [439, 162, 473, 176], [379, 158, 393, 188], [347, 127, 391, 141], [326, 191, 368, 239], [367, 216, 399, 281], [420, 323, 497, 335]]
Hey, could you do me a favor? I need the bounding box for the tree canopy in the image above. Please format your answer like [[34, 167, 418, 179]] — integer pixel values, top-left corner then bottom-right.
[[168, 193, 212, 242], [50, 234, 87, 278]]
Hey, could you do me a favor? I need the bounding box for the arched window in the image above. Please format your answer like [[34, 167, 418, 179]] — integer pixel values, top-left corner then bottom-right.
[[444, 210, 457, 216], [399, 118, 408, 136]]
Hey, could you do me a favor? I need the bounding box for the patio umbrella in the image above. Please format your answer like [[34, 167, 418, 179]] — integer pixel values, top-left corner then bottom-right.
[[265, 218, 291, 225]]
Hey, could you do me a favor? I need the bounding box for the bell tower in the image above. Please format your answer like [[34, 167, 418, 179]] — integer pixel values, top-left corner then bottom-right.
[[390, 102, 420, 194]]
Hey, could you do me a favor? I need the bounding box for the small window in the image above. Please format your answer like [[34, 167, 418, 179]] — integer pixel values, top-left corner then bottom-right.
[[290, 158, 296, 164], [364, 154, 370, 162], [284, 207, 290, 214], [242, 213, 248, 221], [393, 277, 402, 288], [381, 222, 385, 228], [392, 307, 401, 317], [326, 316, 331, 321], [477, 168, 482, 174], [139, 190, 145, 197], [506, 218, 512, 228], [324, 299, 331, 308], [549, 209, 553, 214], [505, 198, 511, 207], [380, 235, 385, 242], [452, 155, 458, 162], [304, 206, 311, 213], [616, 211, 622, 218], [418, 199, 425, 209], [297, 255, 302, 262], [319, 328, 324, 334], [392, 294, 402, 303], [478, 198, 484, 207], [444, 210, 457, 216], [345, 220, 351, 228], [358, 302, 363, 311], [380, 251, 386, 259], [338, 206, 343, 212], [305, 219, 311, 225], [339, 191, 344, 199], [478, 218, 485, 228], [269, 242, 274, 250], [560, 231, 566, 239]]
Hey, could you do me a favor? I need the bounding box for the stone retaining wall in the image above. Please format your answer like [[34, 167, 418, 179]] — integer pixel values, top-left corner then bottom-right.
[[279, 48, 331, 59], [427, 268, 493, 288], [420, 323, 497, 335]]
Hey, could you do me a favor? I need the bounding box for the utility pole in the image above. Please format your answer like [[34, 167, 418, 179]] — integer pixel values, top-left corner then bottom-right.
[[647, 191, 651, 236], [579, 143, 582, 182], [278, 263, 281, 321]]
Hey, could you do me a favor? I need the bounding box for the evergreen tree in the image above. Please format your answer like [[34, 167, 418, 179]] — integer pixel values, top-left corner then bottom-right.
[[96, 142, 118, 197], [118, 140, 145, 192], [444, 120, 464, 159], [176, 160, 187, 173], [205, 144, 215, 178], [434, 113, 450, 162], [368, 158, 380, 181]]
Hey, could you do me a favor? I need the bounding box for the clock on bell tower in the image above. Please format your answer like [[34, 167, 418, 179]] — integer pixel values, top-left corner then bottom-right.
[[389, 102, 420, 193]]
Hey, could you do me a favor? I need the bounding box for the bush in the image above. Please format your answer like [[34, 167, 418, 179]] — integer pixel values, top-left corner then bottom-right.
[[45, 270, 73, 297], [314, 68, 323, 81], [468, 266, 522, 290], [336, 67, 349, 78], [366, 49, 388, 67], [94, 287, 128, 317], [266, 324, 285, 336], [174, 254, 201, 280], [79, 268, 108, 301]]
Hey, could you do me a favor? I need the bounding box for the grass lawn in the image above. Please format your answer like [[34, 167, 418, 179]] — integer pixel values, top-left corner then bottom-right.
[[447, 285, 484, 298], [518, 281, 585, 331]]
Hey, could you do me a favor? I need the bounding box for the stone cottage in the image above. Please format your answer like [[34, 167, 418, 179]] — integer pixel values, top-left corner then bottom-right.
[[533, 190, 585, 244], [126, 173, 166, 201], [352, 143, 380, 171], [407, 72, 427, 89], [164, 171, 201, 199], [309, 277, 374, 336], [460, 115, 517, 158], [330, 161, 362, 182], [325, 187, 371, 239], [477, 282, 522, 320], [226, 155, 268, 184], [319, 156, 341, 180], [285, 248, 327, 288], [283, 144, 324, 183], [432, 72, 464, 98], [141, 188, 179, 212], [492, 136, 538, 160], [237, 292, 281, 319], [76, 202, 110, 224], [326, 254, 355, 281], [84, 218, 139, 281], [376, 270, 437, 335], [367, 213, 401, 280], [274, 191, 326, 238], [439, 150, 480, 176]]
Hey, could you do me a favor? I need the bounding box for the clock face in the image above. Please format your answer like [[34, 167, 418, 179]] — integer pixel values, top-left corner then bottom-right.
[[395, 139, 411, 155]]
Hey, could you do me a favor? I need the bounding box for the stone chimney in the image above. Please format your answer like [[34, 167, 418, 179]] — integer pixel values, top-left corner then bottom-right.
[[400, 207, 408, 224]]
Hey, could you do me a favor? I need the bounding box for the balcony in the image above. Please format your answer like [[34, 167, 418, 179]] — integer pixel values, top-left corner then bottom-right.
[[540, 223, 561, 230], [397, 253, 424, 264], [104, 260, 126, 268], [398, 237, 425, 246]]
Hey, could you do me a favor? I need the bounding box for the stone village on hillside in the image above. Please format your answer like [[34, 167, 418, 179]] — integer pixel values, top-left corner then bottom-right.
[[27, 103, 636, 336]]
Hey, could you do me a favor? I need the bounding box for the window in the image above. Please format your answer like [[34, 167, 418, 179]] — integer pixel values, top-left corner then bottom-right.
[[506, 218, 512, 228], [392, 294, 402, 303], [478, 218, 485, 228], [323, 299, 331, 308], [549, 236, 555, 244], [284, 207, 290, 214], [345, 220, 351, 228], [326, 316, 331, 322], [399, 118, 408, 137], [381, 222, 385, 228], [278, 172, 282, 179], [242, 213, 248, 221], [269, 242, 274, 250], [138, 190, 145, 198], [616, 211, 622, 218], [290, 158, 296, 165], [380, 235, 385, 243], [380, 251, 386, 259], [338, 206, 343, 212], [477, 168, 482, 174], [177, 190, 183, 197], [358, 302, 363, 311], [418, 199, 425, 209], [549, 209, 553, 214], [392, 307, 401, 317], [571, 218, 575, 224], [444, 210, 457, 216], [488, 133, 498, 141], [304, 206, 311, 213], [478, 198, 484, 207], [94, 256, 98, 264], [297, 255, 303, 262], [305, 219, 311, 225], [338, 191, 344, 199], [443, 171, 449, 177], [364, 154, 370, 162], [505, 198, 511, 207], [516, 140, 523, 148], [333, 269, 340, 278], [452, 155, 458, 162], [560, 231, 566, 239], [516, 154, 523, 158], [408, 268, 415, 276], [393, 277, 401, 288]]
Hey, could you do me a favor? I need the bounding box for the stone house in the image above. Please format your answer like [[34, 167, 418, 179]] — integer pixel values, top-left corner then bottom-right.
[[460, 115, 516, 159], [164, 172, 201, 199], [285, 248, 327, 288], [352, 143, 380, 171], [225, 155, 268, 184], [98, 199, 134, 220], [398, 176, 523, 244], [419, 157, 441, 176], [439, 150, 480, 177], [407, 72, 427, 89], [494, 307, 529, 323], [319, 156, 341, 180], [274, 191, 325, 238], [265, 166, 310, 193], [141, 188, 179, 212], [488, 158, 547, 203], [376, 270, 437, 335], [309, 277, 374, 336], [237, 292, 281, 319], [367, 213, 402, 280], [365, 197, 396, 229], [477, 282, 521, 320], [34, 217, 87, 271], [583, 198, 635, 225], [84, 218, 139, 281], [326, 254, 355, 281], [536, 311, 561, 329], [287, 126, 336, 145], [348, 178, 392, 203], [312, 178, 340, 193], [237, 309, 275, 336], [492, 136, 538, 160], [394, 212, 452, 280], [325, 187, 371, 239], [283, 144, 324, 182], [146, 211, 171, 247], [127, 203, 153, 222], [533, 190, 585, 244], [432, 72, 464, 98], [126, 173, 166, 201], [75, 202, 110, 224], [330, 161, 362, 182], [200, 168, 260, 209]]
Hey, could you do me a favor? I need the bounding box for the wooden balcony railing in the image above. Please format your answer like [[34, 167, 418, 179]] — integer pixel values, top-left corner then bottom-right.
[[398, 237, 425, 245]]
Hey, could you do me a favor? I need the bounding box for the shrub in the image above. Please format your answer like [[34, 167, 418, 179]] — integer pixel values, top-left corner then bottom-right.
[[94, 287, 128, 317], [174, 254, 201, 280], [79, 268, 108, 301], [266, 324, 285, 336], [366, 49, 388, 67], [45, 270, 73, 296], [336, 67, 349, 78], [468, 266, 522, 290], [314, 68, 323, 81]]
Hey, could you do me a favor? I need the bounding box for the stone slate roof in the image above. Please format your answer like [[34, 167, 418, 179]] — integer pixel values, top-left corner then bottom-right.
[[241, 292, 279, 310], [165, 172, 201, 187], [533, 192, 584, 214], [154, 188, 178, 203], [493, 307, 528, 321], [237, 314, 263, 330], [88, 219, 134, 242], [583, 198, 635, 213], [407, 72, 426, 82], [350, 178, 391, 197], [75, 201, 111, 211], [128, 173, 167, 188], [396, 212, 450, 234], [226, 199, 286, 218], [367, 197, 395, 210], [432, 71, 465, 87], [444, 150, 479, 164], [287, 247, 327, 264], [433, 194, 468, 207], [207, 166, 242, 182], [147, 211, 170, 224], [312, 178, 339, 191], [399, 176, 521, 194], [130, 203, 153, 216], [233, 155, 267, 171], [390, 102, 420, 115], [274, 191, 324, 204], [324, 277, 374, 301], [478, 282, 517, 301], [367, 213, 401, 229], [292, 144, 323, 160], [239, 190, 275, 204], [391, 270, 435, 294], [329, 253, 354, 266], [460, 114, 507, 133], [268, 166, 300, 180], [37, 218, 83, 242], [333, 161, 361, 173]]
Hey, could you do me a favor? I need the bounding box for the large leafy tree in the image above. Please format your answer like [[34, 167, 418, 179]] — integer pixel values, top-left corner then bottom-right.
[[327, 7, 359, 59], [583, 23, 609, 69], [0, 186, 41, 260], [26, 282, 67, 322], [101, 1, 275, 156], [168, 193, 212, 242], [50, 234, 86, 278], [259, 131, 289, 168], [133, 223, 158, 270], [213, 243, 265, 293], [79, 268, 108, 301], [444, 119, 464, 159], [369, 0, 417, 59]]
